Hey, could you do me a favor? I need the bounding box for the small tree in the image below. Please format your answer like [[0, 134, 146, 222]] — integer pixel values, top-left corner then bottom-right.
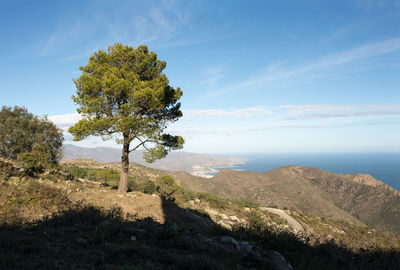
[[0, 106, 64, 163], [69, 43, 184, 194]]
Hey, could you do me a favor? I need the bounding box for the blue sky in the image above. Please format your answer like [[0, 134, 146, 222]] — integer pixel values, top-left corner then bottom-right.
[[1, 0, 400, 153]]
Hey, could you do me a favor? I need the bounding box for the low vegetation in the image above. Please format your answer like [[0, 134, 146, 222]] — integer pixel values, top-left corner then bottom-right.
[[1, 160, 399, 269]]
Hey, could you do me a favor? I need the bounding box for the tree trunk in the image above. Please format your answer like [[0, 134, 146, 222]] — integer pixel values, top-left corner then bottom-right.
[[118, 137, 130, 195]]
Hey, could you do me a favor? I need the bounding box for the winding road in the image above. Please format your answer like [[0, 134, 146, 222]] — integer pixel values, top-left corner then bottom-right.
[[260, 207, 305, 234]]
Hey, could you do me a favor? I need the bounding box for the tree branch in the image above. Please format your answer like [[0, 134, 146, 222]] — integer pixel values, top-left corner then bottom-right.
[[129, 138, 149, 153]]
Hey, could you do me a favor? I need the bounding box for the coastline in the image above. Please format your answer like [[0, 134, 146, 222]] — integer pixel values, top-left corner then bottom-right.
[[190, 161, 247, 178]]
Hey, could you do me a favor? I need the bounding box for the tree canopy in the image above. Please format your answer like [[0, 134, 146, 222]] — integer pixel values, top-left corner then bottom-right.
[[0, 106, 64, 163], [69, 43, 184, 193]]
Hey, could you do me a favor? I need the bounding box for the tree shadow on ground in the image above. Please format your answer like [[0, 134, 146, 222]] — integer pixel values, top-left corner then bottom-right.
[[0, 197, 399, 270]]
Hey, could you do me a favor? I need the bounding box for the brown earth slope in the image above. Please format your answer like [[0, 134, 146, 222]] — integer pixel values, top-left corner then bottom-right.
[[61, 159, 400, 234], [171, 165, 400, 234]]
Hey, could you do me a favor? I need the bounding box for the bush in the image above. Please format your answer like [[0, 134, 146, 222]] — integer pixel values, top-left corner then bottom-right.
[[155, 176, 179, 199], [87, 169, 120, 183], [248, 210, 266, 233], [156, 175, 175, 187], [17, 146, 53, 176], [139, 180, 157, 194], [127, 179, 157, 194], [0, 160, 20, 180], [198, 193, 228, 209], [67, 166, 88, 179]]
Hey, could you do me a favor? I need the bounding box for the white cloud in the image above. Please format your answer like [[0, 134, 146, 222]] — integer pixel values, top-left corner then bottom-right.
[[39, 0, 192, 58], [183, 106, 272, 118], [50, 103, 400, 151], [281, 104, 360, 113], [281, 104, 400, 120], [200, 66, 226, 86], [249, 37, 400, 86], [284, 110, 400, 120], [202, 37, 400, 99], [48, 113, 81, 128]]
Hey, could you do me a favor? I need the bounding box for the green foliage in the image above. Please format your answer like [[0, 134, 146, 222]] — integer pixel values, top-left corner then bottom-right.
[[68, 43, 184, 164], [247, 211, 266, 233], [67, 166, 88, 179], [0, 159, 21, 180], [155, 175, 180, 199], [0, 181, 72, 225], [138, 180, 157, 194], [0, 106, 64, 162], [232, 200, 260, 208], [156, 175, 175, 187], [17, 145, 53, 176], [87, 168, 120, 183], [197, 193, 229, 209]]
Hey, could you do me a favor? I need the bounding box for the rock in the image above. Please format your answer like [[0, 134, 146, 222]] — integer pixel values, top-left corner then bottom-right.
[[100, 220, 112, 227], [220, 213, 229, 220], [138, 217, 156, 227], [230, 215, 239, 221], [151, 194, 158, 197], [205, 208, 219, 216], [131, 228, 145, 234], [253, 251, 261, 257], [74, 237, 88, 245], [219, 236, 240, 250], [67, 189, 72, 194], [169, 223, 179, 232], [130, 235, 137, 241], [217, 220, 232, 230], [239, 241, 253, 253], [266, 251, 293, 270]]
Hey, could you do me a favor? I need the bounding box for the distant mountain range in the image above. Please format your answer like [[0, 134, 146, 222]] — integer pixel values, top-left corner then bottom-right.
[[62, 144, 247, 174]]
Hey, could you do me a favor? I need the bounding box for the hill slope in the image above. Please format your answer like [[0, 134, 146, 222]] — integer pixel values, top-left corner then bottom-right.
[[2, 158, 400, 269], [170, 165, 400, 234]]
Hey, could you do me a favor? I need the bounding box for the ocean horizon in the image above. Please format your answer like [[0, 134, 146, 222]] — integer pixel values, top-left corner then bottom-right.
[[213, 152, 400, 191]]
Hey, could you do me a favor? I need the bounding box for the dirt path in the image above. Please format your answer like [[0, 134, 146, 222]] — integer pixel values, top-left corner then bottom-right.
[[260, 207, 305, 234], [62, 180, 166, 222]]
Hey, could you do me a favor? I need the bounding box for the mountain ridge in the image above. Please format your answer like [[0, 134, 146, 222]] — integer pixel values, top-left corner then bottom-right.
[[62, 144, 247, 175], [168, 165, 400, 234], [61, 157, 400, 234]]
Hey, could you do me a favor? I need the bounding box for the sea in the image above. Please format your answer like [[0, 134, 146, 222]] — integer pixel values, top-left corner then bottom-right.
[[213, 152, 400, 191]]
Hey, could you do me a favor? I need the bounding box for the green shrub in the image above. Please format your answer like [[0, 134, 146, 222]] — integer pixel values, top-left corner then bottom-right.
[[67, 166, 88, 179], [0, 160, 20, 180], [17, 146, 52, 176], [198, 193, 228, 209], [248, 210, 266, 233], [139, 180, 157, 194], [87, 169, 120, 183], [156, 175, 175, 187], [232, 200, 260, 208], [155, 176, 180, 199]]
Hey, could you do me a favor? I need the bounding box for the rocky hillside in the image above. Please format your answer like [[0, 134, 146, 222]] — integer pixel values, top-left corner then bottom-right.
[[61, 159, 400, 234], [170, 165, 400, 234], [1, 158, 400, 269]]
